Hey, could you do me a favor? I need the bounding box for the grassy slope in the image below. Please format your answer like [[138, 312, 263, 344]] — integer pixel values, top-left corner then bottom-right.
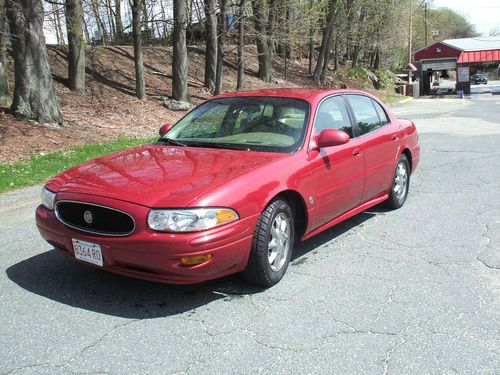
[[0, 137, 154, 193]]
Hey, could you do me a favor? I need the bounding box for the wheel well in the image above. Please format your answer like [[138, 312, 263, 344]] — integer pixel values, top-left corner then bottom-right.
[[402, 148, 412, 172], [273, 190, 308, 238]]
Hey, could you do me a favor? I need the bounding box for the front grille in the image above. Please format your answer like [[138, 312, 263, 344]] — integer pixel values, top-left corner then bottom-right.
[[55, 201, 135, 236]]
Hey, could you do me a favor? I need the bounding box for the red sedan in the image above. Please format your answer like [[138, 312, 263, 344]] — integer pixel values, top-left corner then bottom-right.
[[36, 88, 420, 287]]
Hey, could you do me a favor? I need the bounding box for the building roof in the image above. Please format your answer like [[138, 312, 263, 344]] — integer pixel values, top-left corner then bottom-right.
[[440, 37, 500, 52]]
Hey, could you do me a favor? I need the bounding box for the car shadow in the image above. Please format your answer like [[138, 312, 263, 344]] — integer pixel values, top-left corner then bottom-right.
[[292, 211, 375, 261], [6, 250, 262, 319], [6, 212, 377, 319]]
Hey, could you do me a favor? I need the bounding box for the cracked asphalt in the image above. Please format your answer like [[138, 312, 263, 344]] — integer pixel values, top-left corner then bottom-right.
[[1, 95, 499, 374]]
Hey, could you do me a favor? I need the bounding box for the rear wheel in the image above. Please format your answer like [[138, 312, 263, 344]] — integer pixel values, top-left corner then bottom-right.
[[385, 154, 410, 209], [243, 198, 294, 287]]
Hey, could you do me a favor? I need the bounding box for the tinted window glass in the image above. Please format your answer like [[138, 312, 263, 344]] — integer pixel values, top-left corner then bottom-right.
[[372, 100, 390, 126], [314, 96, 353, 137], [346, 95, 381, 136]]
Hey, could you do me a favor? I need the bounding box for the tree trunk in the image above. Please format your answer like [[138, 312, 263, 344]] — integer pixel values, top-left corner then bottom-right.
[[105, 0, 115, 43], [351, 8, 365, 68], [91, 0, 107, 45], [313, 0, 337, 84], [160, 0, 168, 40], [308, 0, 313, 76], [66, 0, 85, 92], [236, 0, 244, 90], [266, 0, 277, 54], [283, 1, 290, 81], [172, 0, 190, 102], [83, 15, 91, 42], [333, 31, 339, 71], [6, 0, 62, 123], [131, 0, 145, 99], [54, 4, 65, 45], [214, 0, 226, 95], [141, 0, 149, 44], [114, 0, 123, 43], [0, 0, 9, 106], [251, 0, 272, 82], [203, 0, 217, 91], [373, 46, 380, 69], [320, 36, 331, 84]]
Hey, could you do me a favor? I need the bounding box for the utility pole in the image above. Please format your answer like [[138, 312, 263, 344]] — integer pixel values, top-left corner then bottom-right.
[[424, 1, 428, 46], [407, 0, 412, 64]]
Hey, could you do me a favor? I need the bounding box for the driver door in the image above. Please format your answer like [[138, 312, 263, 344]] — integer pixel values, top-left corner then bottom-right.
[[304, 95, 365, 230]]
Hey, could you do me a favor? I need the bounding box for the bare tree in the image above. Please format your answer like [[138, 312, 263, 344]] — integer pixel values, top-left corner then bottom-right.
[[172, 0, 190, 102], [252, 0, 272, 82], [131, 0, 146, 99], [214, 0, 225, 95], [114, 0, 124, 43], [203, 0, 217, 91], [236, 0, 244, 90], [6, 0, 62, 123], [313, 0, 338, 84], [66, 0, 86, 92], [0, 0, 9, 106], [90, 0, 108, 44]]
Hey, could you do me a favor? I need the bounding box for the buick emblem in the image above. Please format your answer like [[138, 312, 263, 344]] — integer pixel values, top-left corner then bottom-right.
[[83, 210, 93, 224]]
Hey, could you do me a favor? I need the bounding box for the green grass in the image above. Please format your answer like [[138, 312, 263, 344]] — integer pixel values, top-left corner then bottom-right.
[[383, 93, 407, 104], [0, 137, 156, 193]]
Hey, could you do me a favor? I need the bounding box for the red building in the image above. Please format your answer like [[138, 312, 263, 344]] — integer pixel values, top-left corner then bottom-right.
[[413, 37, 500, 95]]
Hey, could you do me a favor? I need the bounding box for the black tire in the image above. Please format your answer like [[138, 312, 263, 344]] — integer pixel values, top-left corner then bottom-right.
[[385, 154, 410, 209], [243, 198, 294, 287]]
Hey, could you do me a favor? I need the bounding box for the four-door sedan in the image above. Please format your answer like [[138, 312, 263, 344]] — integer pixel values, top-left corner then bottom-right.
[[36, 88, 420, 287]]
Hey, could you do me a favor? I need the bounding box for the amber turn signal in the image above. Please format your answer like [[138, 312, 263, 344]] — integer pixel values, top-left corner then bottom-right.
[[180, 254, 213, 266]]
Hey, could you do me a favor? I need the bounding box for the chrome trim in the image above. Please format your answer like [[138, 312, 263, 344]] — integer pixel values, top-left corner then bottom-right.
[[55, 200, 136, 237]]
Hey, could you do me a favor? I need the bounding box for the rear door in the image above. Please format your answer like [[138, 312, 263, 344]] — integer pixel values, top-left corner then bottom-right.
[[345, 94, 399, 202]]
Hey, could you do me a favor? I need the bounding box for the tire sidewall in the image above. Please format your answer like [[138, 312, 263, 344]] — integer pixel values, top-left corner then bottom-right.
[[258, 199, 295, 285], [391, 154, 410, 208]]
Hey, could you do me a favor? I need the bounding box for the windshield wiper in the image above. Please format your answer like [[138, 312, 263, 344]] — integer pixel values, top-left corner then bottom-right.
[[157, 138, 188, 147], [186, 141, 249, 151]]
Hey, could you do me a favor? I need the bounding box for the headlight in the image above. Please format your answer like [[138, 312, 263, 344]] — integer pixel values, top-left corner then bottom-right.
[[147, 208, 239, 232], [41, 187, 56, 210]]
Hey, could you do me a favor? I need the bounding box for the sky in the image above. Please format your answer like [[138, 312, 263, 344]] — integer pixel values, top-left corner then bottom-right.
[[432, 0, 500, 36]]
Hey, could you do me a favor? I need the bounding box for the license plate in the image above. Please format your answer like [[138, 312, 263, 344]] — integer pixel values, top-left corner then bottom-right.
[[72, 239, 103, 267]]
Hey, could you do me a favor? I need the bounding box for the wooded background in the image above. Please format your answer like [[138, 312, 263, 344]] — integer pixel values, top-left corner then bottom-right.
[[0, 0, 478, 124]]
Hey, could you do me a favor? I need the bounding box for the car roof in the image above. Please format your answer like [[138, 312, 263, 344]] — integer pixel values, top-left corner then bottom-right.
[[213, 88, 375, 102]]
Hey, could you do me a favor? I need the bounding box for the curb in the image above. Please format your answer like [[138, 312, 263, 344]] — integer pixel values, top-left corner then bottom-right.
[[389, 97, 413, 107]]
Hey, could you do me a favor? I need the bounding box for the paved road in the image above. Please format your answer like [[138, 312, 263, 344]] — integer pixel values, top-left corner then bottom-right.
[[471, 80, 500, 95], [434, 79, 500, 95], [1, 95, 499, 374]]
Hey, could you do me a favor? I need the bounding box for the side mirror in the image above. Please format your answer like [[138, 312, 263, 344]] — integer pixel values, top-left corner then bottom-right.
[[159, 123, 173, 136], [316, 129, 350, 148]]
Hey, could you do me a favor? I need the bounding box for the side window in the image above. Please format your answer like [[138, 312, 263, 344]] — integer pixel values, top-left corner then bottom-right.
[[314, 96, 353, 138], [372, 100, 390, 126], [347, 95, 381, 136]]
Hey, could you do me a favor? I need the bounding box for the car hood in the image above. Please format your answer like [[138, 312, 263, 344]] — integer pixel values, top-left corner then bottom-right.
[[57, 144, 286, 207]]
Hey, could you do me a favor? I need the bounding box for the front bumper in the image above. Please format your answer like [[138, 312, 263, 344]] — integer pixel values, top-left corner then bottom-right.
[[36, 202, 257, 284]]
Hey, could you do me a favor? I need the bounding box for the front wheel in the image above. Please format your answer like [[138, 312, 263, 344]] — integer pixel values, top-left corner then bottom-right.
[[243, 198, 294, 287], [385, 154, 410, 209]]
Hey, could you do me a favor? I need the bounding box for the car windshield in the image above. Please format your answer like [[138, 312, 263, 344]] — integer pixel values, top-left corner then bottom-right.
[[161, 97, 310, 153]]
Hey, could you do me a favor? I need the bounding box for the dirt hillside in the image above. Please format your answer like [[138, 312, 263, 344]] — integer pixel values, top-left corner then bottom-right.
[[0, 44, 393, 163]]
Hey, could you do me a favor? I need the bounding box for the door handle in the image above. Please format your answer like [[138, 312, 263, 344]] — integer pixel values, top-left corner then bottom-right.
[[352, 148, 361, 156], [391, 134, 399, 141]]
